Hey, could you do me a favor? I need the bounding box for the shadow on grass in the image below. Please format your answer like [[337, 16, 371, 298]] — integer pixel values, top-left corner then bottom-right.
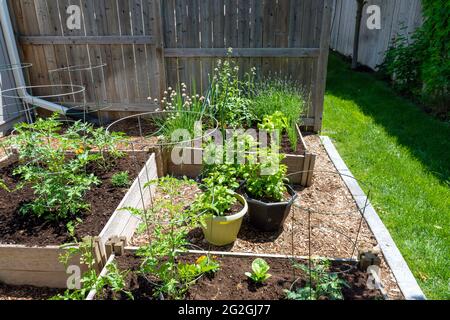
[[324, 52, 450, 185]]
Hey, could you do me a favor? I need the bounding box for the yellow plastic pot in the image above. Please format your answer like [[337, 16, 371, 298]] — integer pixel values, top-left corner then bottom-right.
[[201, 193, 248, 246]]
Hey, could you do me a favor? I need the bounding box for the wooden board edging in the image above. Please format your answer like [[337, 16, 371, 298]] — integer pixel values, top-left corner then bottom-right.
[[162, 125, 316, 187], [98, 153, 158, 258]]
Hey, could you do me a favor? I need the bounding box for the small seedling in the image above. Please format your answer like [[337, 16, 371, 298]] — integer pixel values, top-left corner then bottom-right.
[[0, 179, 10, 192], [284, 259, 349, 300], [111, 171, 130, 188], [178, 255, 220, 284], [245, 258, 272, 283]]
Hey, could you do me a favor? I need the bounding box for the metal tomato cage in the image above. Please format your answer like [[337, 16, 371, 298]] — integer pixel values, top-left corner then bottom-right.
[[48, 63, 115, 126], [1, 83, 87, 125]]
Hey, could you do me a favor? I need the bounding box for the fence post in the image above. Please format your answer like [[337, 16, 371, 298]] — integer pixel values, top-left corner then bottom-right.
[[314, 0, 333, 133]]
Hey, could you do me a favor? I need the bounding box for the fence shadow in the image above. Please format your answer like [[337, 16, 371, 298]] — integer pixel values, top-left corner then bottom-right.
[[324, 52, 450, 185]]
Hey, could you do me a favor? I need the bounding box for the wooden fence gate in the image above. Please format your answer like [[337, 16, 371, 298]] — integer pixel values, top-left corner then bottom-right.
[[7, 0, 333, 131]]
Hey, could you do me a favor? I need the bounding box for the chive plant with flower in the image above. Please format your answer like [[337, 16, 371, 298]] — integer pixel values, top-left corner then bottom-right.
[[209, 50, 257, 130], [150, 82, 210, 145]]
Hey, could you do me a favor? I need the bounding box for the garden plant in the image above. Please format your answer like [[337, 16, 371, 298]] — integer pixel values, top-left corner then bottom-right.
[[0, 115, 125, 229], [132, 177, 220, 299], [245, 258, 272, 284]]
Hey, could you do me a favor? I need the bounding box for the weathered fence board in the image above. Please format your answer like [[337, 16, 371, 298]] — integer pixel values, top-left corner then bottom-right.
[[330, 0, 423, 70], [7, 0, 164, 108], [6, 0, 333, 131]]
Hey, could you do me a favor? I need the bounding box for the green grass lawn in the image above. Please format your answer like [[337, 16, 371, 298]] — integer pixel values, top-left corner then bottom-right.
[[322, 53, 450, 300]]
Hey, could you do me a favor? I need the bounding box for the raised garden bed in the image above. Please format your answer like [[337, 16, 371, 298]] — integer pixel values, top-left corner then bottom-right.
[[0, 135, 408, 301], [0, 152, 158, 288], [88, 250, 384, 301], [158, 125, 316, 187]]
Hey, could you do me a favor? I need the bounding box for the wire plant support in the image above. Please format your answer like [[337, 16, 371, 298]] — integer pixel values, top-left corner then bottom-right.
[[48, 63, 113, 125], [0, 63, 33, 125]]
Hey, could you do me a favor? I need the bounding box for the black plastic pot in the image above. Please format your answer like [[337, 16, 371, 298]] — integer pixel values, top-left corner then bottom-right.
[[245, 185, 298, 232]]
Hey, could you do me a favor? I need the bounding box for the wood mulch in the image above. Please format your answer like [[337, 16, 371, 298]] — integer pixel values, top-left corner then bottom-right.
[[130, 134, 404, 300], [0, 136, 9, 159]]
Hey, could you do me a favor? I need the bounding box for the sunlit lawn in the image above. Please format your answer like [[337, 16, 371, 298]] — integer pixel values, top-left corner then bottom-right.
[[322, 53, 450, 299]]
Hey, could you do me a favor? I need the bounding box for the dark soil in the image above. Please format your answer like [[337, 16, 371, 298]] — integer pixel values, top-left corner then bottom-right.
[[256, 129, 306, 155], [223, 201, 245, 217], [0, 283, 63, 300], [280, 132, 305, 155], [0, 153, 147, 246], [108, 117, 162, 137], [98, 253, 383, 300]]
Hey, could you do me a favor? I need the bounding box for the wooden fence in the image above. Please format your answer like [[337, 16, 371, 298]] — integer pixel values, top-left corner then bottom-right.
[[330, 0, 423, 70], [0, 22, 24, 136], [7, 0, 333, 131]]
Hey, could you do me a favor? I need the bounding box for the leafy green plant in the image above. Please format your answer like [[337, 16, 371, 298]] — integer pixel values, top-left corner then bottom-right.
[[245, 258, 272, 283], [87, 127, 126, 169], [201, 132, 260, 201], [258, 111, 289, 147], [62, 119, 126, 169], [51, 238, 99, 300], [131, 177, 216, 299], [4, 116, 101, 222], [111, 171, 130, 188], [96, 263, 134, 300], [243, 148, 288, 202], [66, 217, 82, 239], [251, 78, 305, 150], [190, 185, 237, 218], [202, 132, 258, 186], [380, 0, 449, 118], [51, 237, 132, 300], [284, 259, 349, 300], [15, 163, 100, 220], [258, 111, 289, 133], [203, 135, 288, 203], [1, 114, 126, 226], [152, 83, 211, 144], [380, 28, 423, 97], [209, 49, 257, 128], [201, 164, 241, 191], [177, 255, 220, 284]]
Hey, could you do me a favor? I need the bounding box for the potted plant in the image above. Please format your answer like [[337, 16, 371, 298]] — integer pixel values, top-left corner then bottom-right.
[[242, 148, 297, 232], [191, 182, 248, 246]]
